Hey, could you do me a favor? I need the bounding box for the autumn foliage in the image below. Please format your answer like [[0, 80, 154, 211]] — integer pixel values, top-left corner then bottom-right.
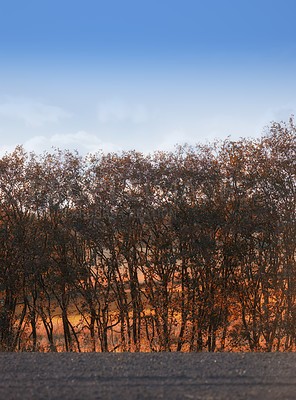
[[1, 119, 296, 352]]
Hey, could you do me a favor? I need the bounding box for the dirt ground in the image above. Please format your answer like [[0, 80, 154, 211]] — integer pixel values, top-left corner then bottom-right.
[[1, 352, 296, 399]]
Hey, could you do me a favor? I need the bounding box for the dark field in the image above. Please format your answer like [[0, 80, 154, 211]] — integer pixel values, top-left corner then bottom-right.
[[1, 352, 296, 399]]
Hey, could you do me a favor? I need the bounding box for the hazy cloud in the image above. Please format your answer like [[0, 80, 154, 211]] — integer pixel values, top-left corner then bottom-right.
[[97, 98, 148, 124], [262, 106, 295, 125], [0, 97, 72, 127], [0, 144, 20, 157], [253, 105, 296, 137], [152, 130, 195, 152]]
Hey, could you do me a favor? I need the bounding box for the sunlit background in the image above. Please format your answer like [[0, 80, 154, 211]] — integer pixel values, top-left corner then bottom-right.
[[1, 0, 296, 155]]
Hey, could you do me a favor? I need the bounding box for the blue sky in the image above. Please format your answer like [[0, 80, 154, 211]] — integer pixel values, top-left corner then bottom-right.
[[0, 0, 296, 155]]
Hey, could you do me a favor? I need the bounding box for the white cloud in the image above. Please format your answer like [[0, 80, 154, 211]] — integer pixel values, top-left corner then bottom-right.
[[0, 130, 193, 157], [24, 131, 120, 155], [97, 98, 148, 124], [0, 131, 120, 157], [0, 97, 71, 127]]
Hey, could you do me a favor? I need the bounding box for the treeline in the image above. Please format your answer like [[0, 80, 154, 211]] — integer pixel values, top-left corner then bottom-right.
[[1, 119, 296, 352]]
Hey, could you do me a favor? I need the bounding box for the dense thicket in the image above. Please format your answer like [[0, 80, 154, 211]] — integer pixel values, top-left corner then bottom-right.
[[1, 119, 296, 352]]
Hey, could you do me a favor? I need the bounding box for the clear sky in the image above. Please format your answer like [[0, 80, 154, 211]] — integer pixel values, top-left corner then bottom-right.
[[1, 0, 296, 155]]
